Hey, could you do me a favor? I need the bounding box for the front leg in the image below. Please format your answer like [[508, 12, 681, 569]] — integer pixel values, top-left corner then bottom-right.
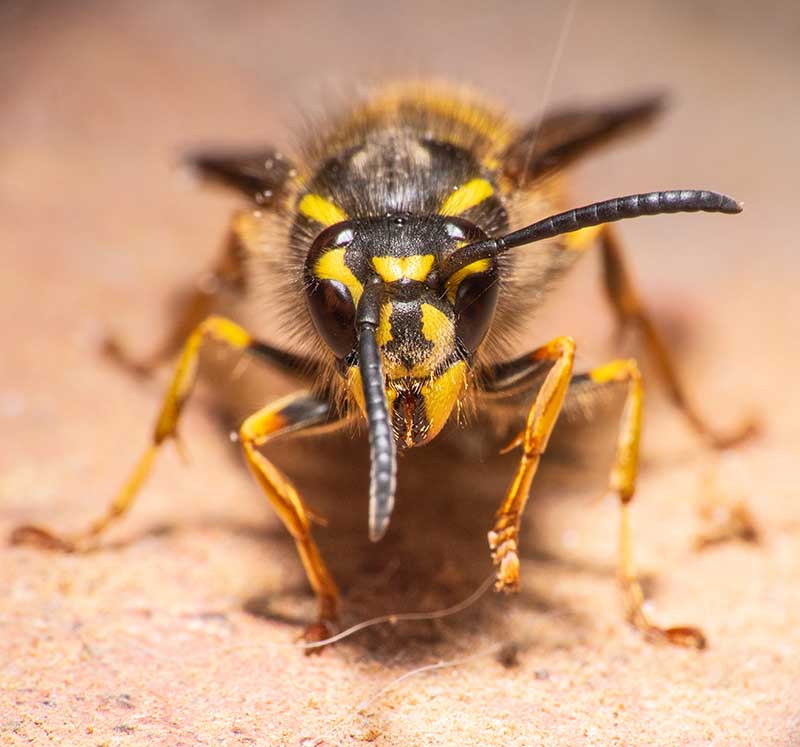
[[486, 336, 576, 592], [103, 227, 249, 377], [480, 349, 706, 648], [599, 225, 757, 448]]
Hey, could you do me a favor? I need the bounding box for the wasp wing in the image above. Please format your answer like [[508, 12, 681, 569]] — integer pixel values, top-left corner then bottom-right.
[[502, 94, 666, 186], [187, 148, 296, 206]]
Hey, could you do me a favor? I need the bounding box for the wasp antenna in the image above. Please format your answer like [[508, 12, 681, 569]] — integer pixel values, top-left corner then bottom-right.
[[357, 278, 397, 542], [441, 190, 742, 278]]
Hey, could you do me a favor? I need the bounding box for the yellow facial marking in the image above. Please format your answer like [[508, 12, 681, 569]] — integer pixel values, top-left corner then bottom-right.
[[371, 254, 435, 283], [444, 258, 492, 303], [298, 193, 347, 227], [314, 248, 363, 305], [420, 303, 452, 344], [421, 360, 468, 442], [564, 224, 603, 251], [409, 303, 456, 378], [439, 178, 494, 216], [377, 302, 394, 347]]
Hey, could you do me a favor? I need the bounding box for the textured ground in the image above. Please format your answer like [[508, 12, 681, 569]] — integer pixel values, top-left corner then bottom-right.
[[1, 2, 798, 746]]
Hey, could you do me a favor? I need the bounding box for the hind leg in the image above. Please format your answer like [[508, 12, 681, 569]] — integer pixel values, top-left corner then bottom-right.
[[599, 226, 756, 448], [103, 229, 248, 377]]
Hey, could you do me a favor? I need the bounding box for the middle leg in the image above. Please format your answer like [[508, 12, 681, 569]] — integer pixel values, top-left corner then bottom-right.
[[580, 360, 705, 647], [103, 226, 249, 377]]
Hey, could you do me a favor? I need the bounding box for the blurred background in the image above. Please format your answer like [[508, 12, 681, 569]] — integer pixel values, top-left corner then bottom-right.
[[1, 2, 798, 745]]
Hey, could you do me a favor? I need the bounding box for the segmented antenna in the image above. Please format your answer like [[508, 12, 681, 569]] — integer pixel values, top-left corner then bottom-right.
[[440, 190, 742, 278], [357, 278, 397, 542]]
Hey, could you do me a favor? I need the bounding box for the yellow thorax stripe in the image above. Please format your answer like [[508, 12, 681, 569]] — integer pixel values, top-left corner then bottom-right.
[[314, 248, 363, 304], [298, 193, 347, 226], [371, 254, 435, 283], [445, 258, 491, 303], [439, 178, 494, 216]]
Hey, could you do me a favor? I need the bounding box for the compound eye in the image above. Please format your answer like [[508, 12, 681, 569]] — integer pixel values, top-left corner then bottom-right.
[[304, 223, 357, 359], [453, 264, 499, 352], [306, 277, 356, 358]]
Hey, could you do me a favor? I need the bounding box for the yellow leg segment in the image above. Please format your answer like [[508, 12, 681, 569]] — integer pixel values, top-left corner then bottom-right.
[[12, 315, 253, 552], [239, 401, 340, 625], [488, 336, 576, 592], [600, 226, 756, 449], [590, 358, 705, 648]]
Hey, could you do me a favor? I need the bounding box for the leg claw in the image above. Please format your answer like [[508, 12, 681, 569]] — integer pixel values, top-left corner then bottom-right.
[[661, 625, 707, 650], [495, 550, 520, 592], [300, 618, 338, 656]]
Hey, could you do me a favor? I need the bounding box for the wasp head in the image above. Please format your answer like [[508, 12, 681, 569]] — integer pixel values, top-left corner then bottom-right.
[[304, 213, 499, 448]]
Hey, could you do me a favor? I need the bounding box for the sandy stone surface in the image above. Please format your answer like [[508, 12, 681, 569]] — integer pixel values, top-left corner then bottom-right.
[[1, 2, 798, 745]]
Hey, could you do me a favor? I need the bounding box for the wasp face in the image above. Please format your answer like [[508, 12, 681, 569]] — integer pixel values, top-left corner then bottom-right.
[[304, 213, 499, 448]]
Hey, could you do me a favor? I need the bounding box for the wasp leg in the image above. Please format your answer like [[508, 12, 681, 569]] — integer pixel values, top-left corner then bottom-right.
[[580, 361, 706, 648], [486, 336, 576, 593], [103, 231, 248, 377], [599, 225, 757, 448], [239, 395, 342, 641], [13, 315, 342, 641], [106, 146, 297, 377], [480, 348, 706, 648]]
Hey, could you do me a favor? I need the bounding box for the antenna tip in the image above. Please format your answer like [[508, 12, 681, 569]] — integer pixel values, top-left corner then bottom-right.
[[367, 447, 396, 542], [369, 516, 390, 543], [719, 194, 743, 214]]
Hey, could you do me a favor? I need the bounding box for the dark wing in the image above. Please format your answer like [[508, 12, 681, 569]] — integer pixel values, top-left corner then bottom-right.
[[502, 94, 666, 187], [187, 148, 296, 206]]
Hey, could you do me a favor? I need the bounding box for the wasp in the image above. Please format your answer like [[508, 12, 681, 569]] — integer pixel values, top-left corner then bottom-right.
[[14, 84, 754, 648]]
